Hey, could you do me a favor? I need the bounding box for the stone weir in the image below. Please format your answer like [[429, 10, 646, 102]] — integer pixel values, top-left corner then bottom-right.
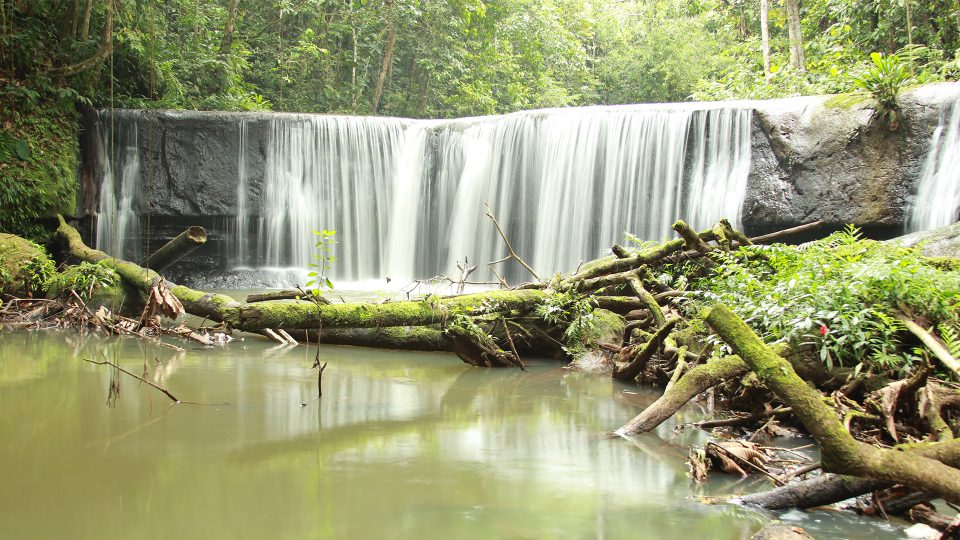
[[78, 82, 960, 287]]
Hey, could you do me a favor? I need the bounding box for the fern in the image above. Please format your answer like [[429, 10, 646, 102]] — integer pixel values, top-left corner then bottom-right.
[[940, 323, 960, 359]]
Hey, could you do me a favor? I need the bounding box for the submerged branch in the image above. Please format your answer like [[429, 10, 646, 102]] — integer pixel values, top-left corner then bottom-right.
[[85, 358, 180, 403]]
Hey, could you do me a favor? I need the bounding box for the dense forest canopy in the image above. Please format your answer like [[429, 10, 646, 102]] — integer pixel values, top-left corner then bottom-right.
[[2, 0, 960, 117]]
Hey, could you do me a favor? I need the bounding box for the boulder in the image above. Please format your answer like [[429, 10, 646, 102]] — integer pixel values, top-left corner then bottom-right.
[[0, 233, 54, 297]]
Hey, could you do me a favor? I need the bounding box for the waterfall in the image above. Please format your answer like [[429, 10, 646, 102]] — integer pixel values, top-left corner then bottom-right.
[[908, 99, 960, 233], [234, 118, 249, 266], [94, 110, 142, 261], [92, 104, 754, 286], [256, 115, 407, 280], [244, 105, 753, 284]]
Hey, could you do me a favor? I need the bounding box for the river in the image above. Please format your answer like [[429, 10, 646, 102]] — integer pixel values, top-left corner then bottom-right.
[[0, 329, 909, 539]]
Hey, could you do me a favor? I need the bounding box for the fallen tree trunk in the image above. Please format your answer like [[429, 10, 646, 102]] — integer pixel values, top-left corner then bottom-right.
[[293, 326, 447, 351], [246, 289, 331, 304], [143, 226, 207, 272], [56, 216, 549, 348], [738, 438, 960, 509], [618, 355, 749, 434], [706, 304, 960, 503], [749, 220, 825, 244]]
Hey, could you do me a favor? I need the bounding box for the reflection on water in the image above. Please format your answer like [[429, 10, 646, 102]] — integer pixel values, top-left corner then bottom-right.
[[0, 330, 906, 539]]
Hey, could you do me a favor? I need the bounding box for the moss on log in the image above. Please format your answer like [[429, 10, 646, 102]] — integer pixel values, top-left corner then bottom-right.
[[0, 233, 54, 296], [706, 304, 960, 503], [294, 326, 447, 351], [57, 216, 548, 334]]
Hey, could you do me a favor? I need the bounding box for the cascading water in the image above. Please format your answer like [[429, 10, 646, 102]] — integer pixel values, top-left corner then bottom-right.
[[255, 115, 407, 280], [92, 104, 754, 286], [244, 104, 753, 284], [234, 118, 249, 265], [94, 110, 142, 261], [907, 98, 960, 233]]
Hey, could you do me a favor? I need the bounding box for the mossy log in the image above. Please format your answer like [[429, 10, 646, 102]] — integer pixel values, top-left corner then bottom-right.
[[561, 227, 719, 285], [292, 326, 447, 351], [246, 289, 332, 304], [739, 438, 960, 509], [706, 304, 960, 503], [56, 216, 550, 347], [143, 226, 207, 272], [0, 233, 53, 297], [618, 355, 749, 434]]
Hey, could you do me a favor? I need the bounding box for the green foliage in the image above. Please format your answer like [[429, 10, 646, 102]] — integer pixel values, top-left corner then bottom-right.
[[536, 290, 601, 355], [0, 235, 55, 296], [5, 0, 960, 117], [305, 229, 336, 293], [689, 227, 960, 375], [941, 323, 960, 359], [23, 255, 56, 294], [0, 101, 78, 239], [47, 261, 119, 301], [851, 53, 913, 116]]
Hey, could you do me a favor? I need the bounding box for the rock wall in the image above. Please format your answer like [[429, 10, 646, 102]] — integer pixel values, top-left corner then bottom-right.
[[77, 82, 960, 281], [743, 82, 960, 234]]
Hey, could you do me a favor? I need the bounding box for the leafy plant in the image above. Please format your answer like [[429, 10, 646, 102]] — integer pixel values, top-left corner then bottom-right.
[[23, 254, 56, 294], [536, 290, 602, 355], [689, 227, 960, 374], [851, 52, 913, 129], [305, 229, 337, 295], [48, 261, 118, 301]]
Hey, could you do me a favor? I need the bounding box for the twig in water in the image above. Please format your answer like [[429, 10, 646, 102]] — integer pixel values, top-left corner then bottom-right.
[[317, 361, 327, 398], [85, 357, 180, 403], [501, 319, 525, 372]]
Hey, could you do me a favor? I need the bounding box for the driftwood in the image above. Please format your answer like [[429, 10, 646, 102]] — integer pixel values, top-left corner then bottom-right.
[[749, 220, 825, 244], [246, 289, 331, 304], [613, 317, 679, 381], [143, 226, 207, 272], [706, 304, 960, 503], [738, 435, 960, 509]]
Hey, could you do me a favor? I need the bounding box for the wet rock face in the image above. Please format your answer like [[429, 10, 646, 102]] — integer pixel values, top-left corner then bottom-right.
[[890, 221, 960, 259], [742, 82, 960, 235], [78, 82, 960, 281]]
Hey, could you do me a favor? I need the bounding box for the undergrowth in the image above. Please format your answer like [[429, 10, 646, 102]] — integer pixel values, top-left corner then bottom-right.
[[680, 227, 960, 376], [0, 96, 78, 240]]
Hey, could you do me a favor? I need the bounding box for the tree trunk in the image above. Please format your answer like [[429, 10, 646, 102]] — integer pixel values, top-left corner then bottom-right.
[[370, 1, 397, 115], [349, 0, 358, 112], [760, 0, 772, 83], [52, 0, 112, 77], [219, 0, 241, 55], [64, 0, 80, 39], [80, 0, 95, 41], [142, 226, 207, 273], [783, 0, 805, 72]]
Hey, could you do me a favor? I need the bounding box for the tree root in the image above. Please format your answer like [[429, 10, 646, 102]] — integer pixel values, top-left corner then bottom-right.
[[613, 316, 679, 381], [706, 304, 960, 503], [617, 355, 749, 435]]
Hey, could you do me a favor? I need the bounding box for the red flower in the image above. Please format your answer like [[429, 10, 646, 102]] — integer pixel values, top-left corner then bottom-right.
[[819, 324, 829, 336]]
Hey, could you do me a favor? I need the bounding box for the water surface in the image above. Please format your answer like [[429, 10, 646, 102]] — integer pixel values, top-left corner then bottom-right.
[[0, 330, 907, 539]]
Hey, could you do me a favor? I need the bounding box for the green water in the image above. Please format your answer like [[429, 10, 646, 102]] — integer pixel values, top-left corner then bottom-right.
[[0, 330, 907, 539]]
